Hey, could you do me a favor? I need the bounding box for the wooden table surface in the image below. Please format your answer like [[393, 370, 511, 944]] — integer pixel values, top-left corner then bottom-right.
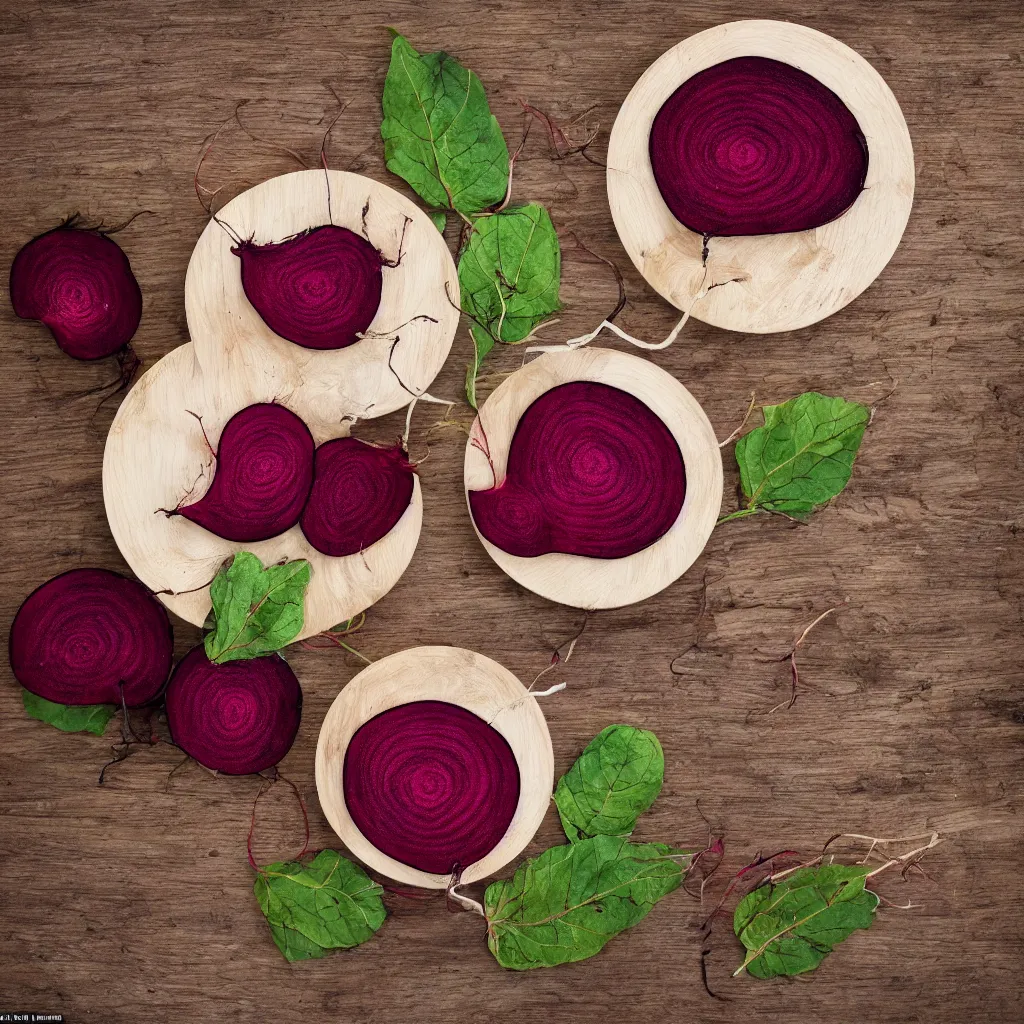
[[1, 1, 1021, 1021]]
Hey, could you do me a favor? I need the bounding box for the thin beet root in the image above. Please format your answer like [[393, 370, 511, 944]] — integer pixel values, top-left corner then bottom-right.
[[246, 770, 310, 870], [469, 382, 686, 559], [165, 645, 302, 776], [649, 56, 868, 236], [168, 403, 315, 543], [9, 568, 173, 707], [10, 221, 143, 360], [299, 438, 415, 557], [71, 344, 143, 412], [98, 702, 164, 786], [233, 225, 383, 350]]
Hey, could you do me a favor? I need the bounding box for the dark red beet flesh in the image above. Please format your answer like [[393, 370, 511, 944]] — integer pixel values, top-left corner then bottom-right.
[[299, 439, 415, 557], [233, 225, 384, 350], [165, 645, 302, 775], [175, 403, 315, 543], [343, 701, 520, 875], [9, 568, 173, 706], [10, 224, 143, 359], [649, 56, 868, 237], [469, 381, 686, 559]]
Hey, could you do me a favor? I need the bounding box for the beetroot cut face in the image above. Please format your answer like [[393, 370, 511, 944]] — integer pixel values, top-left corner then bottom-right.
[[232, 225, 384, 350], [9, 223, 143, 360], [299, 438, 415, 557], [469, 381, 686, 559], [165, 645, 302, 775], [343, 700, 521, 876], [174, 403, 315, 543], [649, 56, 869, 237], [9, 568, 173, 707]]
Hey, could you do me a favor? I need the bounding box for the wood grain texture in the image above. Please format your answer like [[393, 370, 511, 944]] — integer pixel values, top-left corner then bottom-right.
[[464, 347, 723, 607], [608, 19, 915, 333], [102, 343, 423, 637], [315, 645, 554, 888], [0, 1, 1021, 1022]]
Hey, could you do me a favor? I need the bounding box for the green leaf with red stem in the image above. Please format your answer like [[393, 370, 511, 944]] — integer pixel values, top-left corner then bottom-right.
[[484, 835, 688, 969], [553, 725, 664, 843], [727, 392, 869, 520], [458, 204, 561, 406], [733, 863, 879, 978], [381, 33, 509, 215]]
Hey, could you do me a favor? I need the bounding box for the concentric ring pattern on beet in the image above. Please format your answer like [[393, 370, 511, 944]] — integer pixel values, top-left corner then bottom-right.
[[165, 645, 302, 775], [343, 700, 521, 875], [10, 224, 143, 359], [9, 568, 173, 707], [469, 381, 686, 559], [173, 403, 315, 543], [299, 438, 415, 557], [233, 225, 384, 350], [649, 56, 868, 237]]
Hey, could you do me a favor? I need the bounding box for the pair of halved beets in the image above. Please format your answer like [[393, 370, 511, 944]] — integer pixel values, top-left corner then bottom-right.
[[170, 402, 414, 558], [9, 567, 303, 776]]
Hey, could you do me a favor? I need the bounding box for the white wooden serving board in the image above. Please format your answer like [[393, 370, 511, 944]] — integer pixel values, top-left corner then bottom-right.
[[315, 646, 555, 889], [464, 347, 723, 609], [607, 19, 915, 334], [102, 343, 422, 639], [185, 169, 460, 420]]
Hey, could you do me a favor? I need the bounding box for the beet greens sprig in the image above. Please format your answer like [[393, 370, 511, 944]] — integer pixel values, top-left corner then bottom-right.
[[718, 391, 870, 523], [381, 32, 562, 407], [729, 832, 942, 979]]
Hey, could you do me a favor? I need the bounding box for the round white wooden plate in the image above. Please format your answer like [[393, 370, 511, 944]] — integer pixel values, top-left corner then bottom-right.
[[102, 343, 422, 639], [607, 19, 915, 334], [185, 169, 460, 421], [315, 646, 554, 888], [464, 347, 723, 609]]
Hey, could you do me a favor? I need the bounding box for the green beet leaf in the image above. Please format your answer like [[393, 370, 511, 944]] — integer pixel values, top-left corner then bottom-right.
[[733, 863, 879, 979], [381, 33, 509, 215], [22, 690, 116, 735], [729, 392, 869, 520], [253, 850, 386, 962], [204, 552, 311, 664], [459, 204, 561, 406], [459, 204, 561, 345], [484, 835, 687, 970], [428, 210, 447, 233], [554, 725, 665, 843]]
